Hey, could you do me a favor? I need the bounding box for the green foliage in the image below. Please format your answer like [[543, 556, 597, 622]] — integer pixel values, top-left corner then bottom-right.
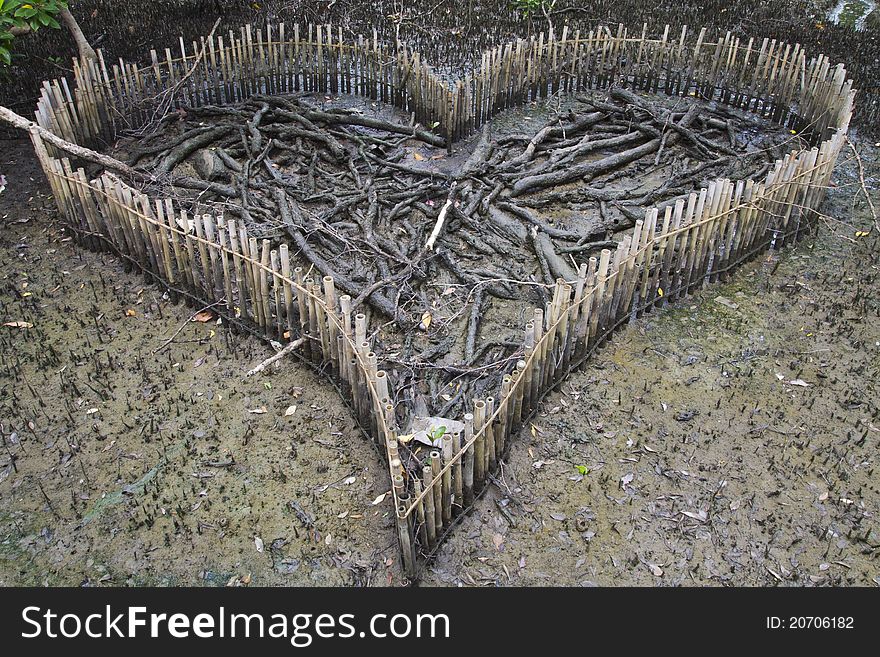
[[0, 0, 67, 65], [430, 425, 447, 443], [510, 0, 555, 18]]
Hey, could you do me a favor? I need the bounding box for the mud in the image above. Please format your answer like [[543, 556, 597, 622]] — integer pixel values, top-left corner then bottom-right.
[[0, 140, 404, 586], [2, 127, 877, 588], [421, 140, 880, 586]]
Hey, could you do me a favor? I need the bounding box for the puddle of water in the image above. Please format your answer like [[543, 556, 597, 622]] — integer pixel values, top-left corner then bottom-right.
[[827, 0, 876, 30]]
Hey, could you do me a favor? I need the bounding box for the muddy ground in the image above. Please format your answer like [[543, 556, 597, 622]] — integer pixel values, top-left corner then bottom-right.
[[422, 137, 880, 587], [0, 140, 404, 586], [2, 130, 878, 586]]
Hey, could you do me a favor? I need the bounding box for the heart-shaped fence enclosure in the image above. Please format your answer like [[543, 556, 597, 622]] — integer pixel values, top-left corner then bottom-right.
[[29, 20, 854, 580]]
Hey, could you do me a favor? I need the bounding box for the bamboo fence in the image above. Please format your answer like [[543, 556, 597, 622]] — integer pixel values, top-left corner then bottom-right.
[[26, 20, 855, 580]]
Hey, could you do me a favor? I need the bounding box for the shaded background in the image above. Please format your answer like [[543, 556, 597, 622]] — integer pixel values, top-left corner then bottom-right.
[[1, 0, 877, 132]]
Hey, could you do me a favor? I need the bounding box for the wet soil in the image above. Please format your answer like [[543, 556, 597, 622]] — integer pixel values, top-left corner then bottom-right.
[[1, 132, 877, 587], [421, 140, 880, 586], [0, 139, 404, 586]]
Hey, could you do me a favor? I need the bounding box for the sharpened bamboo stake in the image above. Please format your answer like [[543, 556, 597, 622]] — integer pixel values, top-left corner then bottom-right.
[[422, 465, 437, 547], [441, 435, 453, 523], [430, 450, 443, 532]]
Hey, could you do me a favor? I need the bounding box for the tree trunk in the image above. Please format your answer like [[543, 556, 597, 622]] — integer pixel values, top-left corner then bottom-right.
[[59, 6, 97, 62]]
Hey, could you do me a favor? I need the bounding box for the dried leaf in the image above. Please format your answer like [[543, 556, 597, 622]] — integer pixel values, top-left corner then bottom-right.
[[787, 379, 812, 387], [284, 405, 297, 417], [371, 491, 389, 506], [681, 509, 708, 522], [254, 536, 264, 553], [124, 309, 137, 317], [550, 512, 567, 521], [192, 310, 216, 323], [648, 563, 663, 577], [3, 321, 33, 329], [343, 476, 356, 485], [620, 473, 635, 487], [419, 311, 432, 330], [248, 406, 267, 414], [413, 152, 426, 161], [492, 533, 504, 550]]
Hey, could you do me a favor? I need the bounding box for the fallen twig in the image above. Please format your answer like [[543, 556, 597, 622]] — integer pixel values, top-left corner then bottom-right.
[[245, 337, 307, 377]]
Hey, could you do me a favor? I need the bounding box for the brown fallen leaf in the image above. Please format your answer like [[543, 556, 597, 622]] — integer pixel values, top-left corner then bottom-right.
[[125, 309, 136, 317], [192, 310, 216, 323], [413, 152, 426, 161]]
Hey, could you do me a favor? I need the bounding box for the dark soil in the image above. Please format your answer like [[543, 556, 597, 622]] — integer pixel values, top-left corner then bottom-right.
[[3, 1, 877, 136], [2, 133, 876, 586], [421, 139, 880, 586], [0, 139, 405, 586]]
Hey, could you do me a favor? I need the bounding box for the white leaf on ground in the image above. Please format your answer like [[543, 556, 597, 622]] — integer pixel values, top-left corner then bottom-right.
[[254, 536, 264, 553], [371, 491, 389, 506]]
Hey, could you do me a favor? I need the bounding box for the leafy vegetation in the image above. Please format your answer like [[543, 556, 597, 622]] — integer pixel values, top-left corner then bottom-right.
[[430, 425, 447, 443], [510, 0, 555, 18], [0, 0, 67, 65]]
